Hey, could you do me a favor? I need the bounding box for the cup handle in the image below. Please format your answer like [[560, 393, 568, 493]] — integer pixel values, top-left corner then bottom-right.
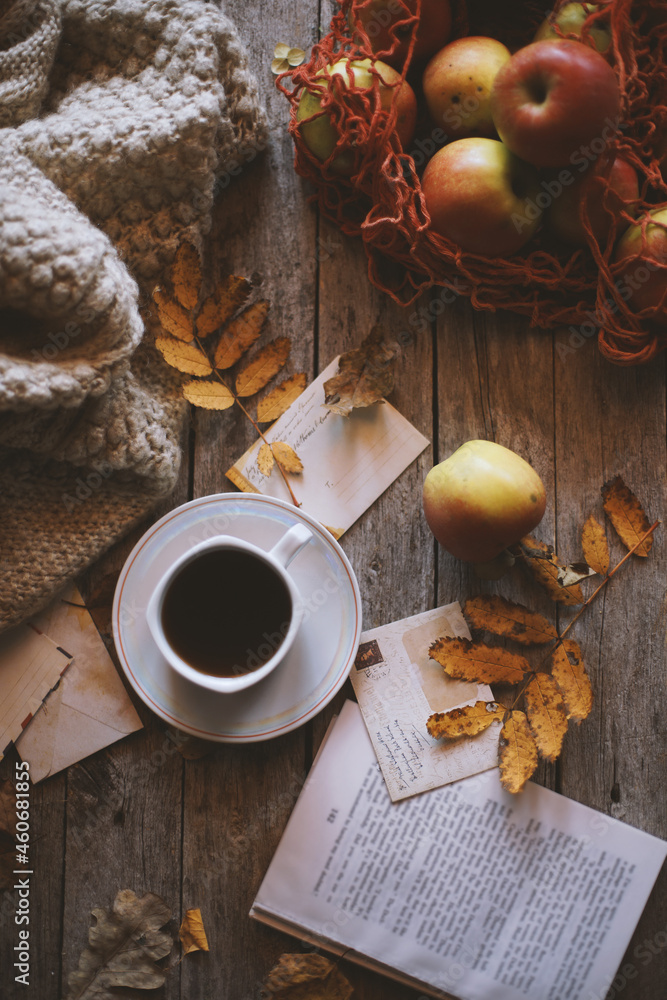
[[269, 523, 313, 568]]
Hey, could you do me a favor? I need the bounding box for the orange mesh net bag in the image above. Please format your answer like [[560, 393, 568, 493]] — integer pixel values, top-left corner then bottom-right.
[[279, 0, 667, 365]]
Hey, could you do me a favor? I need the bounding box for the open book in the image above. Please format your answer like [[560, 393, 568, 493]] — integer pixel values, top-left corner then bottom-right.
[[251, 700, 666, 1000]]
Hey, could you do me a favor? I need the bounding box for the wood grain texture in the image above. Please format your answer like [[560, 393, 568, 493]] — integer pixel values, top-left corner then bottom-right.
[[2, 0, 665, 998]]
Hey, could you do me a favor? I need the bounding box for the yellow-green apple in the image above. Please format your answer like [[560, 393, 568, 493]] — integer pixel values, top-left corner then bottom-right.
[[422, 440, 547, 564], [421, 137, 543, 256], [296, 57, 417, 173], [490, 40, 621, 168], [534, 2, 612, 57], [422, 36, 511, 140], [546, 154, 638, 246], [613, 208, 667, 320], [348, 0, 452, 68]]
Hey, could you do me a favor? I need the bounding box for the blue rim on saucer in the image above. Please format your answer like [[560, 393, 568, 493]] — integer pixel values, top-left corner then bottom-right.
[[112, 493, 362, 742]]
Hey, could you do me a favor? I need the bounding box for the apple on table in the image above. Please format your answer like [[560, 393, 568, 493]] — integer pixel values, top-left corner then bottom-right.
[[422, 36, 511, 141], [420, 137, 543, 256], [491, 39, 621, 168], [423, 440, 547, 578], [296, 57, 417, 174], [348, 0, 452, 69]]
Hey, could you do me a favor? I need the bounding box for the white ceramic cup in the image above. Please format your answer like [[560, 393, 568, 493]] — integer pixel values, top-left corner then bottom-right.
[[146, 523, 312, 693]]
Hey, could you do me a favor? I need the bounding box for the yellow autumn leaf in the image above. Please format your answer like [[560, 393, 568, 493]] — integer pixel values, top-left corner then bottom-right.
[[196, 275, 252, 338], [524, 673, 569, 762], [464, 595, 558, 645], [429, 637, 529, 685], [257, 442, 274, 476], [235, 337, 291, 397], [601, 475, 653, 557], [498, 711, 538, 794], [182, 380, 235, 410], [550, 639, 593, 724], [213, 300, 270, 368], [155, 336, 212, 376], [179, 908, 209, 955], [153, 287, 194, 342], [257, 372, 308, 423], [581, 514, 610, 576], [272, 441, 303, 474], [426, 701, 504, 741], [170, 241, 201, 311], [519, 536, 583, 605]]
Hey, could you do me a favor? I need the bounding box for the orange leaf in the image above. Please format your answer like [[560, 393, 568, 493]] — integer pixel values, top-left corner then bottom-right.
[[426, 701, 504, 740], [153, 287, 193, 342], [262, 953, 353, 1000], [235, 337, 291, 397], [550, 639, 593, 724], [179, 908, 209, 955], [213, 300, 270, 368], [257, 373, 308, 423], [519, 536, 583, 605], [498, 712, 538, 794], [170, 241, 201, 311], [524, 673, 569, 762], [601, 475, 653, 557], [196, 275, 252, 338], [464, 595, 558, 645], [581, 514, 610, 576], [182, 380, 235, 410], [429, 637, 529, 685], [155, 336, 212, 376], [271, 441, 303, 475]]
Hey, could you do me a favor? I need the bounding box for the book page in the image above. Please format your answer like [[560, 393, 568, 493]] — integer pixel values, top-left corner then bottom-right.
[[350, 603, 500, 801], [226, 358, 429, 538], [252, 701, 667, 1000]]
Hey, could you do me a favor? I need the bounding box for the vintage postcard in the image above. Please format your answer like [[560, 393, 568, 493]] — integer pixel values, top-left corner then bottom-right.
[[350, 603, 501, 801], [226, 357, 429, 538]]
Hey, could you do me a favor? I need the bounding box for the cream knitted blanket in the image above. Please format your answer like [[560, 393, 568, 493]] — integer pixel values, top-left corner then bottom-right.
[[0, 0, 267, 631]]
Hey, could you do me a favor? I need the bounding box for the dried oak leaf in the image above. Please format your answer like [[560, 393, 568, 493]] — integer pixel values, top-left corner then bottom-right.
[[426, 701, 504, 741], [235, 337, 291, 397], [182, 380, 235, 410], [601, 475, 653, 557], [153, 287, 193, 343], [0, 778, 17, 892], [429, 637, 529, 685], [213, 299, 270, 368], [257, 372, 308, 423], [498, 712, 538, 794], [170, 241, 201, 311], [524, 673, 569, 762], [261, 953, 353, 1000], [550, 639, 593, 724], [323, 325, 398, 416], [464, 595, 558, 645], [197, 275, 252, 338], [582, 514, 610, 576], [66, 889, 173, 1000], [179, 908, 209, 955], [519, 536, 583, 605], [155, 336, 212, 377]]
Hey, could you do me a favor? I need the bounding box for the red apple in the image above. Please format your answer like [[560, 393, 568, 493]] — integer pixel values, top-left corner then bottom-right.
[[490, 40, 621, 168], [613, 208, 667, 320], [348, 0, 452, 69], [422, 36, 511, 140], [546, 154, 639, 246], [296, 57, 417, 174], [534, 2, 612, 57], [421, 137, 543, 256], [422, 440, 546, 564]]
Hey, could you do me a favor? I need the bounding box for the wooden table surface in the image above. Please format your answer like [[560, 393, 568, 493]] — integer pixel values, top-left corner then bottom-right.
[[2, 2, 666, 998]]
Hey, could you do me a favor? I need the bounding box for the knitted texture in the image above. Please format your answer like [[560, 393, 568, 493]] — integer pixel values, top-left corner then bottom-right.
[[0, 0, 268, 631]]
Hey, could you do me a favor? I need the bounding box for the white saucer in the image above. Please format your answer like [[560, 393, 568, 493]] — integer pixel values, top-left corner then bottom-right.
[[112, 494, 362, 742]]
